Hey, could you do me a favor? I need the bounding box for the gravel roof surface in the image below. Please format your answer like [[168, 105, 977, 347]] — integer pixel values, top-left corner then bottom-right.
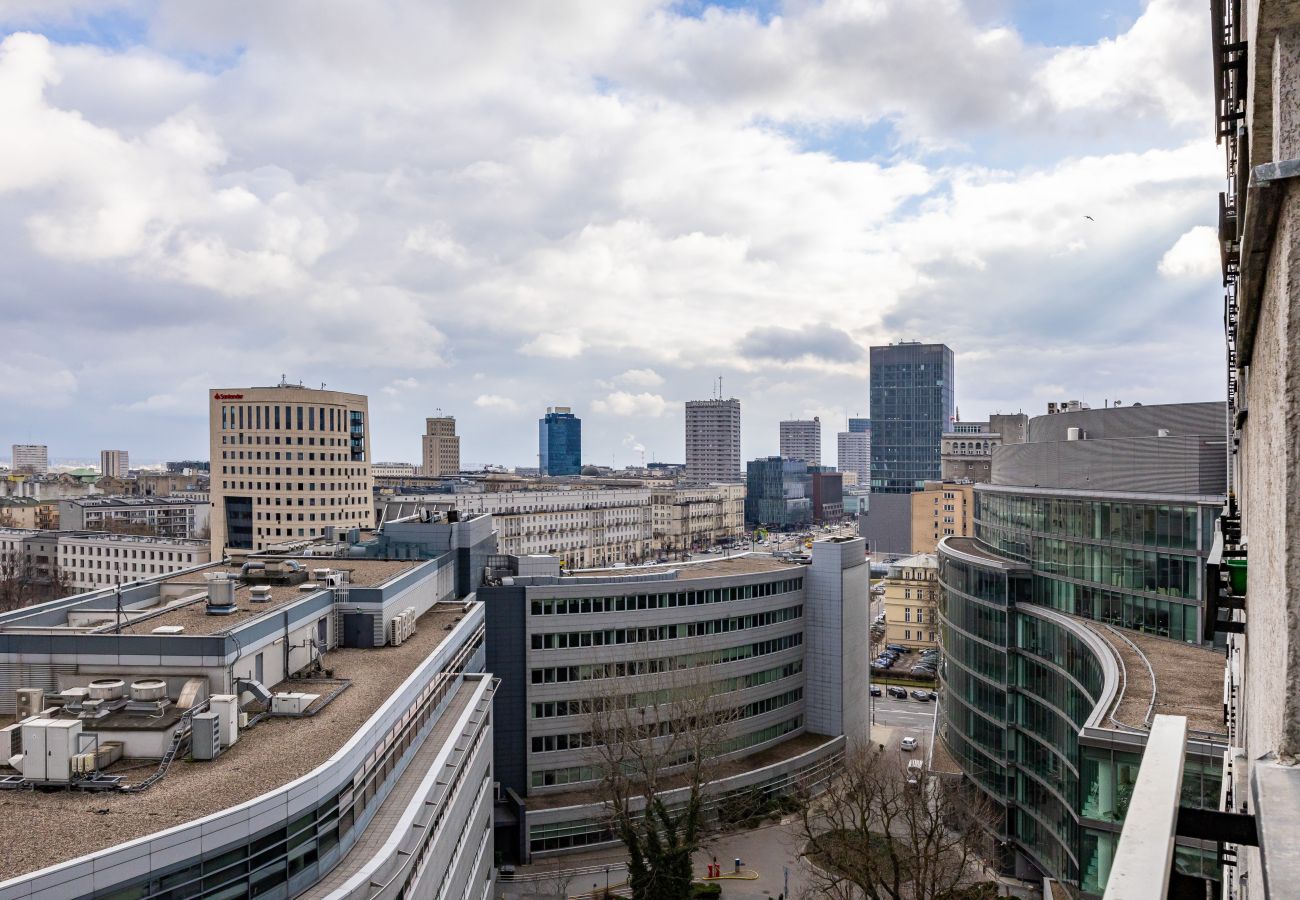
[[0, 602, 471, 882], [1082, 619, 1226, 735], [571, 553, 801, 582]]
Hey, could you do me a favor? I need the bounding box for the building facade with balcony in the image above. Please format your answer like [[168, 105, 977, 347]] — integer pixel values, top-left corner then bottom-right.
[[650, 483, 746, 553]]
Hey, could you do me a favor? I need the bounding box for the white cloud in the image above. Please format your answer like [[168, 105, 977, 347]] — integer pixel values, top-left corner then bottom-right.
[[520, 331, 584, 359], [613, 368, 664, 387], [592, 391, 668, 417], [474, 394, 521, 413], [381, 377, 420, 396], [1158, 225, 1220, 279], [0, 352, 77, 406]]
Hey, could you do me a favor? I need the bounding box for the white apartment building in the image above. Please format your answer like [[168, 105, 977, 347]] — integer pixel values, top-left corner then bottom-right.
[[0, 528, 211, 591], [780, 418, 821, 466], [836, 430, 870, 485], [422, 416, 461, 476], [684, 398, 742, 483], [57, 531, 212, 590], [209, 382, 373, 554], [411, 486, 653, 568], [650, 482, 746, 553], [373, 462, 419, 477], [11, 444, 48, 474], [56, 496, 210, 539], [100, 449, 129, 478]]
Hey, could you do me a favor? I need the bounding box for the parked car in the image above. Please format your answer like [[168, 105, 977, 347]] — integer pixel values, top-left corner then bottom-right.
[[906, 759, 924, 786], [928, 691, 938, 701], [901, 736, 919, 751], [887, 686, 908, 699], [869, 686, 882, 697], [886, 645, 911, 654], [910, 690, 931, 701]]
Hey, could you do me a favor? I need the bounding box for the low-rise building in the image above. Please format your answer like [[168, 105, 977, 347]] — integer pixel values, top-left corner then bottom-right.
[[372, 462, 419, 477], [0, 497, 58, 529], [0, 529, 495, 899], [882, 552, 939, 649], [650, 482, 745, 553], [940, 414, 1028, 482], [57, 532, 213, 591], [810, 467, 844, 523], [482, 538, 869, 862], [744, 457, 812, 529], [57, 495, 210, 539]]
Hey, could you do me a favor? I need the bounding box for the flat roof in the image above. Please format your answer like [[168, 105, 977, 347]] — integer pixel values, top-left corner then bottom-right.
[[568, 553, 801, 582], [941, 536, 1027, 569], [1080, 619, 1225, 735], [114, 558, 424, 637], [0, 603, 469, 882]]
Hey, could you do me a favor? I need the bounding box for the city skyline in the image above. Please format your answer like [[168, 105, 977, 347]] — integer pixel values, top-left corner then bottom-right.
[[0, 2, 1225, 468]]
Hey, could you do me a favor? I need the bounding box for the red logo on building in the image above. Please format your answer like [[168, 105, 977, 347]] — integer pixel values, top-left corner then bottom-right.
[[214, 393, 244, 400]]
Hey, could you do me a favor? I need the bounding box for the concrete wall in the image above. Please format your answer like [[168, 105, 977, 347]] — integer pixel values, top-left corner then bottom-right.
[[806, 538, 869, 751], [1026, 402, 1225, 443], [992, 434, 1227, 494], [858, 492, 912, 555]]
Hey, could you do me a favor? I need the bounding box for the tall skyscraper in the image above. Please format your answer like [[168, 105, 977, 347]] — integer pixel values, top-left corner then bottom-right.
[[779, 417, 821, 465], [208, 382, 373, 553], [539, 406, 581, 476], [837, 430, 870, 485], [421, 416, 460, 476], [869, 342, 955, 493], [684, 398, 742, 483], [99, 449, 129, 479], [11, 444, 49, 474]]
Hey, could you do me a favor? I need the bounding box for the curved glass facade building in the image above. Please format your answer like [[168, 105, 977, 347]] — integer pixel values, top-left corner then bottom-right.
[[936, 403, 1230, 896]]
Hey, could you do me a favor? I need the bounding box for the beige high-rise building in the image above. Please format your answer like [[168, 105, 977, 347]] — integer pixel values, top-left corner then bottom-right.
[[208, 382, 372, 554], [780, 417, 821, 466], [100, 449, 129, 479], [910, 480, 974, 553], [421, 416, 460, 476], [11, 444, 48, 474], [684, 398, 742, 483]]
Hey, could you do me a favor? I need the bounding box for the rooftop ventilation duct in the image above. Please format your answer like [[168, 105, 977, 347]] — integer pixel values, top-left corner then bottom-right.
[[205, 574, 238, 615], [249, 585, 273, 603]]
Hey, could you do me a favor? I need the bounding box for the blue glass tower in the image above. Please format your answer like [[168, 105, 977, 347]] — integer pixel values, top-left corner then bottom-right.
[[869, 342, 954, 493], [539, 407, 581, 476]]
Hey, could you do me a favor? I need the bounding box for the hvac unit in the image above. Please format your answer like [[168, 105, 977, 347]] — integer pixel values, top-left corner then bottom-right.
[[270, 693, 318, 715], [15, 688, 44, 719], [22, 719, 81, 783], [249, 585, 274, 604], [210, 694, 240, 748], [191, 712, 222, 761], [389, 607, 417, 646]]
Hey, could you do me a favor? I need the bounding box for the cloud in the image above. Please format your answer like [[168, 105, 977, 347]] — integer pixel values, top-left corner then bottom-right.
[[592, 391, 669, 417], [0, 352, 77, 406], [738, 323, 865, 365], [520, 331, 584, 359], [474, 394, 521, 413], [1158, 225, 1220, 279], [381, 377, 420, 396], [613, 368, 664, 387]]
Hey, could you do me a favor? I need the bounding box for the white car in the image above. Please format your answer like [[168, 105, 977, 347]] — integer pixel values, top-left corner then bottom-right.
[[901, 736, 919, 751]]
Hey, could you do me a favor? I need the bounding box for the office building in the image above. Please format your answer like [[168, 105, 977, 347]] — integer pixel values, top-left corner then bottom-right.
[[538, 407, 581, 476], [481, 538, 868, 861], [940, 413, 1028, 482], [684, 398, 743, 483], [910, 480, 974, 553], [208, 382, 373, 555], [779, 417, 821, 465], [421, 415, 461, 476], [744, 457, 812, 529], [11, 444, 48, 475], [372, 462, 419, 477], [809, 466, 844, 523], [0, 524, 495, 899], [869, 342, 954, 493], [57, 496, 210, 539], [847, 416, 871, 434], [857, 493, 913, 557], [837, 429, 871, 486], [1099, 9, 1300, 899], [881, 553, 938, 649], [99, 449, 129, 479], [934, 401, 1228, 894]]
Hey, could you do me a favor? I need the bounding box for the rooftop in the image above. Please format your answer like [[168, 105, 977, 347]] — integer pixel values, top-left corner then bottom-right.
[[941, 536, 1028, 569], [1081, 619, 1226, 736], [0, 603, 468, 881], [60, 496, 206, 508], [115, 558, 423, 637], [569, 552, 800, 582]]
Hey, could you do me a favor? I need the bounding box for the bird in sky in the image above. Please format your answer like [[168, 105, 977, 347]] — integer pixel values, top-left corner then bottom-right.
[[1083, 215, 1095, 221]]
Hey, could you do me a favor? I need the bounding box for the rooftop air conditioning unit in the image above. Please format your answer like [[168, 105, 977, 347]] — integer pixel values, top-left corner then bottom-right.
[[249, 585, 274, 603], [15, 689, 44, 719], [191, 712, 222, 761]]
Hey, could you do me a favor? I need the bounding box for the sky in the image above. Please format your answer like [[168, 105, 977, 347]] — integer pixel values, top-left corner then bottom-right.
[[0, 0, 1225, 469]]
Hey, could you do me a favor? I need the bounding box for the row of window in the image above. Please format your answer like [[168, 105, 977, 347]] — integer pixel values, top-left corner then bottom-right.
[[528, 689, 804, 787], [529, 661, 803, 725], [528, 604, 803, 650], [219, 403, 356, 433], [976, 492, 1207, 554], [528, 633, 803, 685], [528, 578, 803, 616]]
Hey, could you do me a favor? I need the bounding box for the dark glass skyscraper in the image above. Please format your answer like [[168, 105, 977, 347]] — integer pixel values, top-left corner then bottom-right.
[[869, 342, 954, 493], [539, 406, 581, 476]]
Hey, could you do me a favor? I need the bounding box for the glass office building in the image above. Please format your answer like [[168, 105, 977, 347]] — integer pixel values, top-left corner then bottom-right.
[[869, 342, 954, 494], [744, 457, 812, 528], [539, 406, 582, 476]]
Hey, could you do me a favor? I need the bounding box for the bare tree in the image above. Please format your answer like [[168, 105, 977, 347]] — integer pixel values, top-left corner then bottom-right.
[[587, 664, 740, 900], [793, 744, 1000, 900], [0, 550, 73, 612]]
